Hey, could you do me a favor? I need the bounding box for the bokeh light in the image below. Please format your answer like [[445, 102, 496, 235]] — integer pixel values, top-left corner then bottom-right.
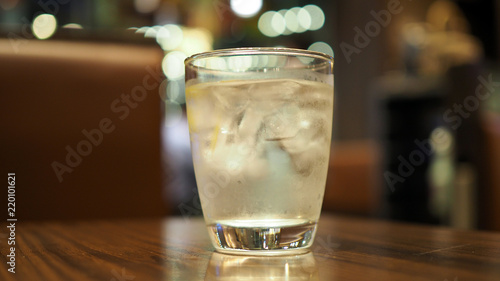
[[62, 23, 83, 29], [304, 5, 325, 31], [32, 14, 57, 40], [158, 79, 168, 101], [135, 26, 149, 34], [159, 78, 185, 105], [308, 41, 334, 57], [258, 11, 280, 37], [156, 24, 183, 51], [297, 8, 312, 30], [259, 11, 286, 37], [164, 101, 183, 127], [402, 23, 427, 46], [177, 27, 213, 56], [285, 9, 299, 33], [279, 9, 293, 35], [258, 5, 325, 37], [162, 51, 187, 80], [271, 12, 286, 36], [144, 25, 160, 38], [290, 7, 307, 33], [167, 80, 185, 104], [230, 0, 262, 18]]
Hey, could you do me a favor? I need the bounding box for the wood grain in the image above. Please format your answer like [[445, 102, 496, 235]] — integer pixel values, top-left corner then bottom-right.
[[1, 215, 499, 280]]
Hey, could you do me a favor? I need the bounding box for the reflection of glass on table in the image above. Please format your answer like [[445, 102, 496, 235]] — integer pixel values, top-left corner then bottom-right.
[[205, 252, 319, 281]]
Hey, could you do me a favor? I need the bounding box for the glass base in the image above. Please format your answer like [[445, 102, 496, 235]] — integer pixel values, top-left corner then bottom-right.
[[207, 220, 317, 256]]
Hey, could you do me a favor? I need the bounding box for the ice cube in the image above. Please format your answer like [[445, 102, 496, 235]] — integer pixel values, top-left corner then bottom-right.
[[238, 106, 264, 144], [212, 84, 249, 115], [263, 104, 301, 140], [278, 112, 330, 175], [287, 142, 325, 176], [252, 79, 303, 100]]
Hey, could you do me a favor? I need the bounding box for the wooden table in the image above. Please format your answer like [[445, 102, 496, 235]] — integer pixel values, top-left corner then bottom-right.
[[1, 215, 500, 281]]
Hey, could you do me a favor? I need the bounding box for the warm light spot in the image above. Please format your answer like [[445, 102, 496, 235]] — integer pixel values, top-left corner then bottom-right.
[[230, 0, 262, 18], [162, 51, 187, 80], [402, 24, 427, 46], [32, 14, 57, 40], [155, 26, 169, 41], [144, 26, 163, 38], [63, 23, 83, 29], [177, 28, 213, 56], [431, 127, 453, 152], [135, 26, 149, 34], [157, 24, 183, 50]]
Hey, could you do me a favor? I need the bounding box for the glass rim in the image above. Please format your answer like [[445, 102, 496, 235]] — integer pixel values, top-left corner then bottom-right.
[[184, 47, 334, 67]]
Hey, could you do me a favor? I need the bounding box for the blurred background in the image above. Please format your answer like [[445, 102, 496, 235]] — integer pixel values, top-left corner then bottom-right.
[[1, 0, 499, 231]]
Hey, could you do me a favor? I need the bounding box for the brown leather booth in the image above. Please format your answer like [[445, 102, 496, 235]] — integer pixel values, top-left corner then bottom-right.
[[0, 38, 168, 220], [323, 140, 381, 215]]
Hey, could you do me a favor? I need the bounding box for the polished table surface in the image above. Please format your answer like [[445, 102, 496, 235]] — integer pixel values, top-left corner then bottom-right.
[[1, 214, 500, 281]]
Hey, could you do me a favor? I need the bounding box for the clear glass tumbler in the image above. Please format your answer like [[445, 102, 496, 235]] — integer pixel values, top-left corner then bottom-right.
[[184, 48, 334, 255]]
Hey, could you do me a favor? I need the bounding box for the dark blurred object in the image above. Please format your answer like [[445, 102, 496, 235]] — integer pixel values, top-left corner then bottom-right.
[[0, 35, 168, 220], [375, 0, 498, 229], [455, 0, 498, 61], [445, 64, 485, 229], [482, 112, 500, 231], [378, 75, 445, 224]]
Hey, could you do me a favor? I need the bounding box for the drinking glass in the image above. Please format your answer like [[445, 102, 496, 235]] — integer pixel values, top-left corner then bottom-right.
[[184, 48, 334, 255]]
